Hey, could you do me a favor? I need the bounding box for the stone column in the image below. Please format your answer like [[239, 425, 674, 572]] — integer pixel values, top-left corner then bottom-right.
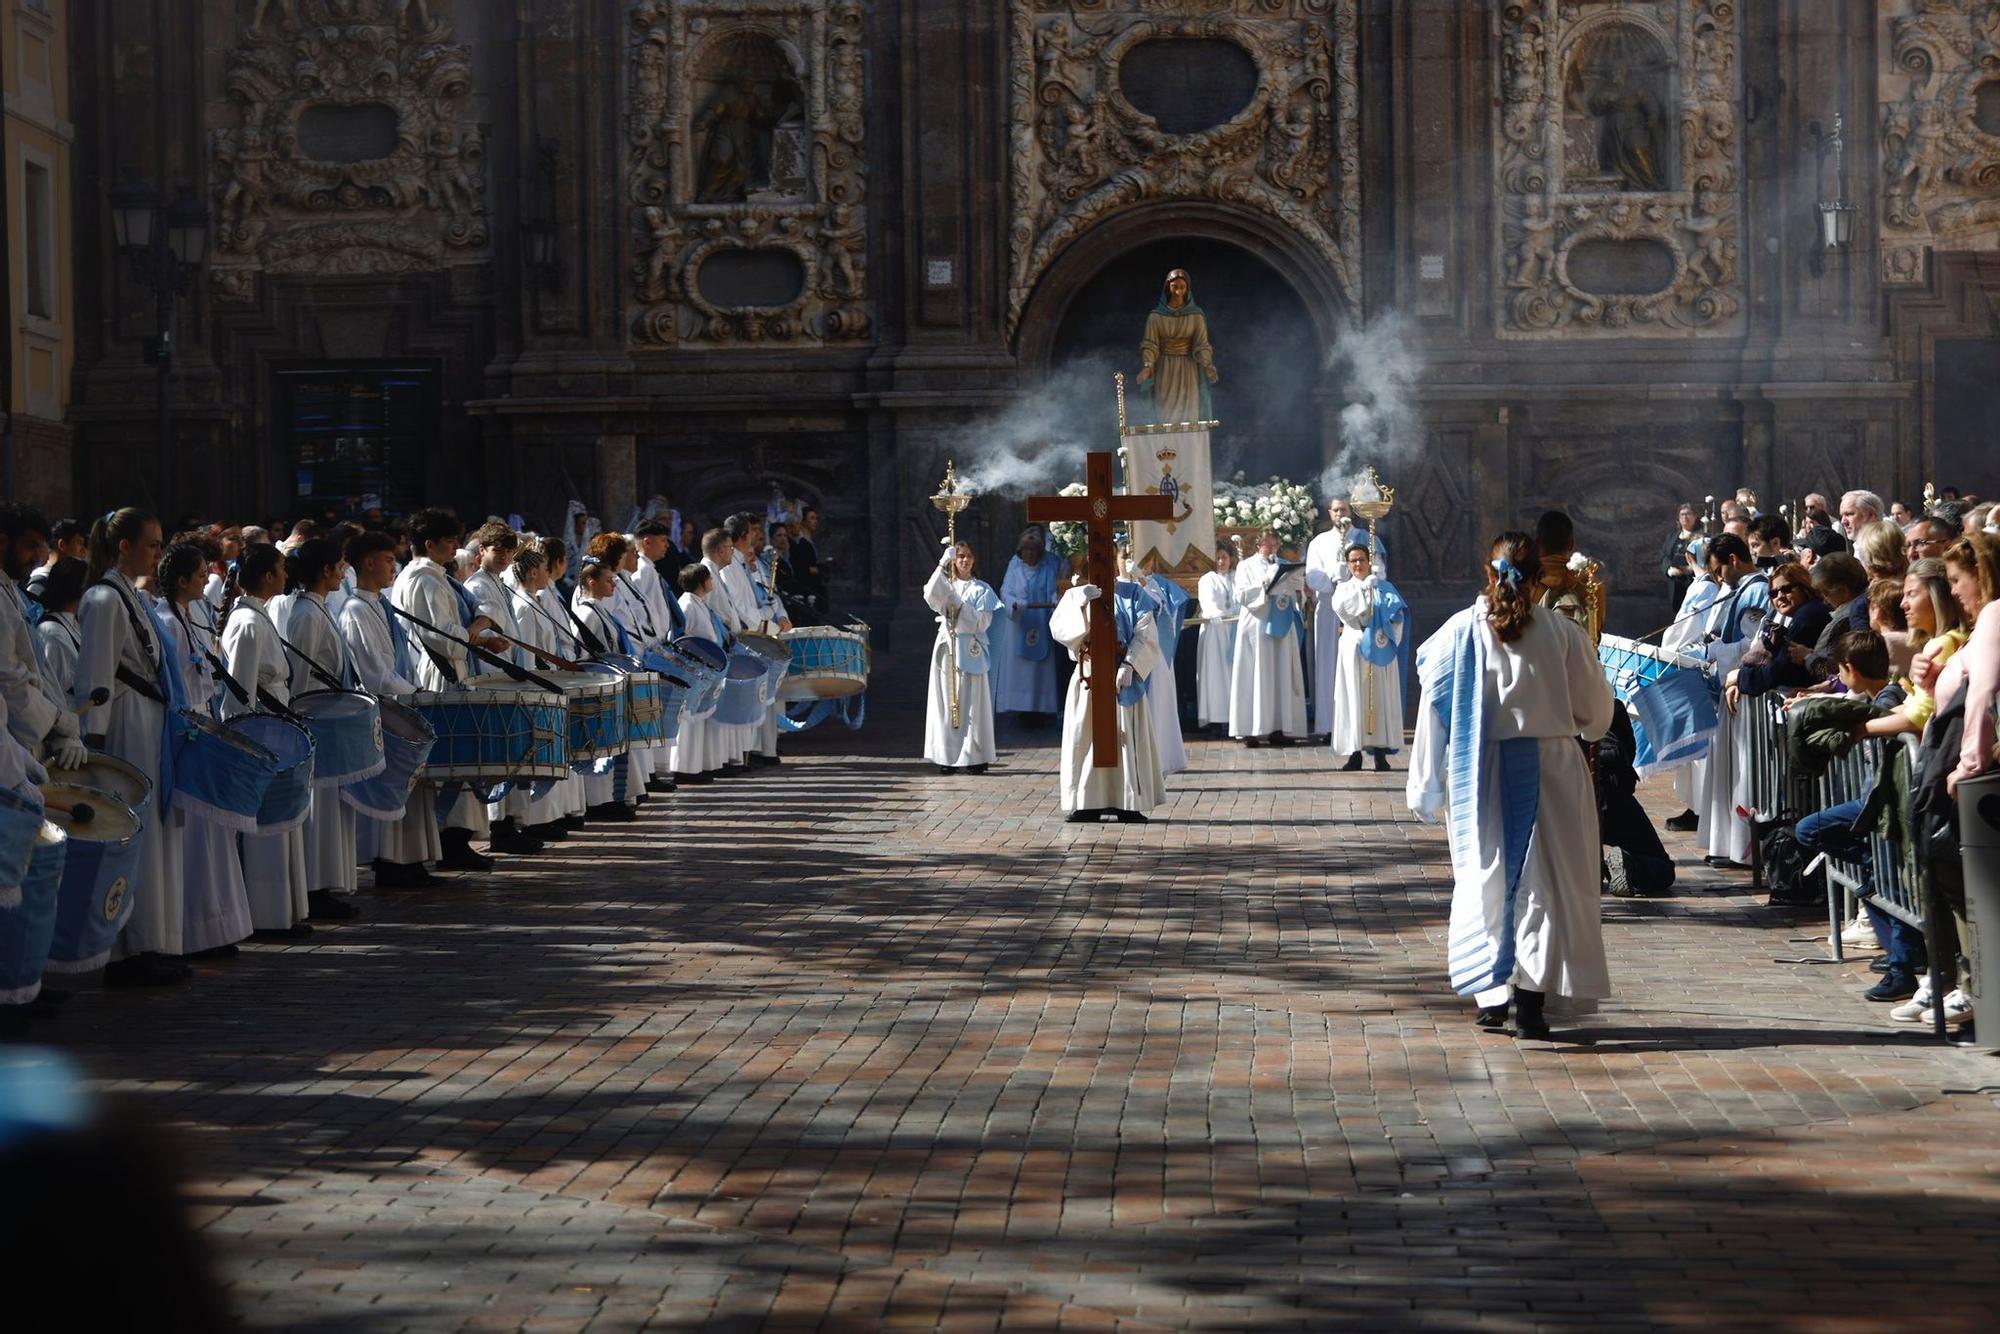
[[596, 432, 636, 530]]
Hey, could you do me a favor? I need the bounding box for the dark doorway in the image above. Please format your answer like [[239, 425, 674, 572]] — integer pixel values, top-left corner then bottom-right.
[[273, 363, 440, 519], [1049, 237, 1325, 485], [1935, 337, 2000, 497]]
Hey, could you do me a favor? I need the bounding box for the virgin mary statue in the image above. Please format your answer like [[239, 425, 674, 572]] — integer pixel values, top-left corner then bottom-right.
[[1136, 268, 1220, 427]]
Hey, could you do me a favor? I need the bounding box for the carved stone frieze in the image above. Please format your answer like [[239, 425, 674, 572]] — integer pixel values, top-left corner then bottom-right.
[[1006, 1, 1362, 337], [1494, 0, 1744, 338], [625, 0, 869, 349], [208, 0, 489, 302], [1878, 1, 2000, 286]]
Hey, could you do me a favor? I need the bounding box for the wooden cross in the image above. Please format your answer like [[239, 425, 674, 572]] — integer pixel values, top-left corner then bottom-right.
[[1024, 450, 1173, 767]]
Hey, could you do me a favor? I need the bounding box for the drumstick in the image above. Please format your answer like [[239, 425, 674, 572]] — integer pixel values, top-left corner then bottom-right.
[[42, 797, 97, 825], [515, 642, 585, 673]]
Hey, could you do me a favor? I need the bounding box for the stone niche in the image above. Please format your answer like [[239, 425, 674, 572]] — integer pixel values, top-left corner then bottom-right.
[[208, 0, 490, 304], [1879, 2, 2000, 286], [1006, 0, 1362, 338], [626, 0, 869, 349], [1495, 0, 1744, 338]]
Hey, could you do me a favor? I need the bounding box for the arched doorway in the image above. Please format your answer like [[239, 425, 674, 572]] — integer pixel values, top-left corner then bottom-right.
[[1015, 204, 1342, 487]]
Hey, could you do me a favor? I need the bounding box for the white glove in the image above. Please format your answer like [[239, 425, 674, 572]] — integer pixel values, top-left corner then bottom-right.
[[1079, 583, 1102, 601], [47, 732, 89, 772], [1116, 663, 1135, 691], [939, 548, 956, 571]]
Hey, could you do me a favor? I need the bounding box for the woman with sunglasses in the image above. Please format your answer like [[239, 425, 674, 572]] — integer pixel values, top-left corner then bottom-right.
[[1723, 561, 1829, 714]]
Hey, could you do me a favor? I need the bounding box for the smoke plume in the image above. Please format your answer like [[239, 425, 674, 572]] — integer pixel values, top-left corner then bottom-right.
[[1318, 314, 1423, 500], [951, 356, 1123, 499]]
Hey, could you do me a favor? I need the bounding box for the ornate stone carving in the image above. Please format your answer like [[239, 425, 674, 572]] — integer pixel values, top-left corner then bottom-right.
[[1494, 1, 1744, 337], [1006, 1, 1362, 337], [209, 0, 489, 302], [625, 0, 869, 348], [1878, 1, 2000, 286]]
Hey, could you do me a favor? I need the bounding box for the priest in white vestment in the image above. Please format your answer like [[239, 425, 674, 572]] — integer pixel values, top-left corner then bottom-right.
[[1195, 545, 1239, 733], [1407, 536, 1614, 1039], [1329, 541, 1408, 770], [923, 543, 1002, 771], [1051, 578, 1165, 821], [1229, 529, 1309, 744]]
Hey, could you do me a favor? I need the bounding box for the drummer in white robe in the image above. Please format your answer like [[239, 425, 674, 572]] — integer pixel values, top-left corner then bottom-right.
[[670, 562, 732, 782], [537, 538, 597, 827], [278, 539, 366, 921], [0, 508, 87, 779], [572, 553, 643, 816], [338, 529, 444, 887], [464, 523, 547, 854], [1305, 500, 1389, 741], [1196, 544, 1239, 735], [630, 520, 688, 784], [157, 542, 252, 956], [724, 517, 791, 764], [1052, 576, 1165, 821], [994, 528, 1065, 718], [1229, 529, 1309, 745], [35, 559, 86, 704], [503, 542, 587, 838], [698, 529, 754, 768], [922, 542, 1002, 772], [1407, 533, 1615, 1039], [221, 542, 312, 936], [1328, 540, 1409, 772]]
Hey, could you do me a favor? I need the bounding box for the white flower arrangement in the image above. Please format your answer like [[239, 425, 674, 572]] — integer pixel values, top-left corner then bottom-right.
[[1567, 551, 1590, 573], [1212, 474, 1318, 551], [1047, 481, 1091, 558]]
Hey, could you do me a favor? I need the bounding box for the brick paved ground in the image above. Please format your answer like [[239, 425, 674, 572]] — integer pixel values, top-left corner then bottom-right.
[[25, 648, 2000, 1330]]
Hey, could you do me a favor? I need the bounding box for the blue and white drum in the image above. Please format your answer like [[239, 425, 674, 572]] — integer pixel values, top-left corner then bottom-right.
[[411, 685, 568, 786], [0, 819, 64, 1004], [43, 784, 143, 975], [736, 632, 793, 709], [0, 783, 43, 893], [342, 697, 436, 821], [670, 637, 729, 722], [714, 652, 772, 728], [539, 671, 626, 767], [777, 626, 869, 701], [42, 752, 152, 820], [173, 709, 283, 834], [229, 713, 316, 834], [292, 690, 386, 787], [584, 659, 667, 748]]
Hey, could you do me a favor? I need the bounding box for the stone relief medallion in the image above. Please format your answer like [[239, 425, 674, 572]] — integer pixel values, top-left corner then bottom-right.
[[209, 0, 489, 302], [1495, 0, 1745, 338], [1878, 1, 2000, 286], [626, 0, 869, 348], [1006, 1, 1363, 339]]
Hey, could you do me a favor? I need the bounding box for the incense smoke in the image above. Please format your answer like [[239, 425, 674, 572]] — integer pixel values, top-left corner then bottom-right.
[[1318, 313, 1422, 500], [952, 356, 1123, 499]]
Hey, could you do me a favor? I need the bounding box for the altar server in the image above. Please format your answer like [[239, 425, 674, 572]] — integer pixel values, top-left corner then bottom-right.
[[1132, 551, 1190, 776], [1305, 499, 1388, 739], [1051, 575, 1165, 821], [1229, 528, 1309, 744], [671, 562, 731, 782], [1196, 543, 1239, 734], [1407, 532, 1615, 1039], [339, 528, 443, 887], [221, 542, 310, 937], [1689, 533, 1770, 867], [923, 542, 1002, 773], [1328, 541, 1408, 770], [995, 528, 1065, 718]]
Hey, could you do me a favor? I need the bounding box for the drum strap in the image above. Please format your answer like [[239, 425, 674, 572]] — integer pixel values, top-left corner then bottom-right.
[[386, 599, 566, 693], [556, 595, 606, 656], [615, 572, 658, 643], [170, 600, 253, 710], [115, 663, 167, 704]]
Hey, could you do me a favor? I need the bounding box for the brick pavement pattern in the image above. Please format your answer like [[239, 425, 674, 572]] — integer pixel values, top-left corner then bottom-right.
[[35, 652, 2000, 1330]]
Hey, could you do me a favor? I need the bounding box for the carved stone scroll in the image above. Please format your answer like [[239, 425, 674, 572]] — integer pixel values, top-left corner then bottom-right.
[[1878, 1, 2000, 286], [1006, 1, 1363, 338], [625, 0, 870, 348], [209, 0, 489, 302], [1494, 0, 1745, 338]]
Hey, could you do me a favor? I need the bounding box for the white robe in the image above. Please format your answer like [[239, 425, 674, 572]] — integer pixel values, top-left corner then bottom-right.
[[162, 606, 252, 953], [994, 554, 1064, 714], [283, 593, 360, 895], [338, 588, 442, 867], [1663, 576, 1720, 811], [37, 614, 81, 704], [223, 595, 309, 930], [1328, 575, 1405, 755], [393, 559, 487, 837], [0, 573, 61, 756], [535, 585, 591, 819], [73, 571, 185, 959], [922, 568, 998, 768], [1229, 554, 1309, 739], [669, 593, 730, 776], [1407, 603, 1615, 1013], [1305, 526, 1387, 736], [1694, 576, 1768, 863], [1051, 585, 1165, 815], [1195, 570, 1238, 726]]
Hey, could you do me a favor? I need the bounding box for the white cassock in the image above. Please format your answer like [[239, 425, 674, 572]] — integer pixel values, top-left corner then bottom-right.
[[570, 593, 641, 805], [1662, 575, 1720, 811], [1051, 584, 1165, 815], [283, 592, 361, 896], [994, 553, 1065, 714], [671, 592, 730, 776], [394, 558, 489, 838], [921, 565, 999, 769], [464, 568, 536, 824], [607, 568, 660, 784], [1694, 574, 1770, 863], [699, 558, 753, 765], [37, 614, 82, 704], [505, 572, 587, 826], [733, 551, 788, 758], [1195, 569, 1238, 727], [626, 560, 680, 770], [71, 571, 185, 961], [161, 604, 253, 954], [0, 573, 62, 760], [1328, 575, 1405, 756], [339, 588, 442, 867], [1229, 554, 1309, 739], [1305, 527, 1387, 736], [222, 595, 309, 931], [1408, 601, 1615, 1015], [536, 584, 592, 819]]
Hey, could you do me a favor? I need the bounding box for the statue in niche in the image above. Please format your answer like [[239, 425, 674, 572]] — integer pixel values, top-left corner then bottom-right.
[[692, 37, 806, 204], [1565, 35, 1670, 192], [1136, 268, 1219, 427]]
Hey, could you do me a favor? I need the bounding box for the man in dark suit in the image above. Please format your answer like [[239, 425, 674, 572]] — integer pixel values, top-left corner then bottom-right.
[[792, 504, 829, 615]]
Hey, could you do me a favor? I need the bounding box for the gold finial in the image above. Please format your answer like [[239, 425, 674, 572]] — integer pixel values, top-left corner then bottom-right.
[[1115, 372, 1128, 434]]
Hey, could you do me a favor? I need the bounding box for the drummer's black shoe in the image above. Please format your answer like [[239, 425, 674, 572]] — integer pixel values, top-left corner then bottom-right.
[[1268, 734, 1295, 748], [646, 777, 676, 793], [0, 1005, 30, 1039], [251, 923, 314, 942], [527, 821, 570, 842], [1512, 989, 1552, 1041], [677, 772, 713, 785], [373, 860, 443, 889], [1373, 752, 1393, 772], [309, 889, 359, 922], [1112, 809, 1150, 824], [1341, 753, 1364, 772], [486, 818, 545, 855], [187, 944, 241, 961], [559, 815, 588, 832], [104, 955, 185, 987], [749, 753, 781, 767], [966, 763, 990, 774], [586, 801, 637, 823], [1065, 808, 1104, 823], [1665, 808, 1700, 832], [1473, 1004, 1510, 1030], [439, 829, 495, 872]]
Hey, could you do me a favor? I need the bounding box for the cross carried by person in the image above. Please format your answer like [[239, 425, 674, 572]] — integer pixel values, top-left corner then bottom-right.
[[1025, 450, 1171, 767]]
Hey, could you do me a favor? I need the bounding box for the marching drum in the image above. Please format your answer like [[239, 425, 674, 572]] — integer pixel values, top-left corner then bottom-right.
[[342, 697, 437, 821], [173, 709, 284, 833], [776, 625, 869, 701], [0, 820, 65, 1003], [291, 690, 387, 787], [42, 784, 143, 974], [736, 633, 792, 709], [714, 652, 772, 728], [411, 685, 568, 786], [584, 659, 669, 748], [534, 670, 627, 768], [671, 637, 730, 721], [42, 752, 152, 822], [229, 713, 317, 834]]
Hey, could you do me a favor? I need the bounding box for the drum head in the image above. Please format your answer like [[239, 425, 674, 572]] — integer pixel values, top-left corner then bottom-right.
[[726, 652, 770, 682], [294, 690, 376, 720], [182, 707, 281, 761], [674, 636, 728, 670], [39, 784, 140, 843], [737, 632, 787, 659], [229, 713, 315, 768], [44, 752, 153, 811], [376, 696, 435, 743]]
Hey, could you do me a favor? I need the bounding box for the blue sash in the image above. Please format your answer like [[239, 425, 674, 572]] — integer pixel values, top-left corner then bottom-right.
[[951, 580, 1003, 675], [1112, 582, 1154, 706], [1263, 587, 1301, 640], [145, 599, 188, 815], [1357, 579, 1409, 669], [1011, 556, 1061, 663], [1146, 575, 1191, 654]]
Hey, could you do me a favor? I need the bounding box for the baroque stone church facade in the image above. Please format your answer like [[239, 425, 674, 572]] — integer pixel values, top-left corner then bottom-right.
[[61, 1, 2000, 618]]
